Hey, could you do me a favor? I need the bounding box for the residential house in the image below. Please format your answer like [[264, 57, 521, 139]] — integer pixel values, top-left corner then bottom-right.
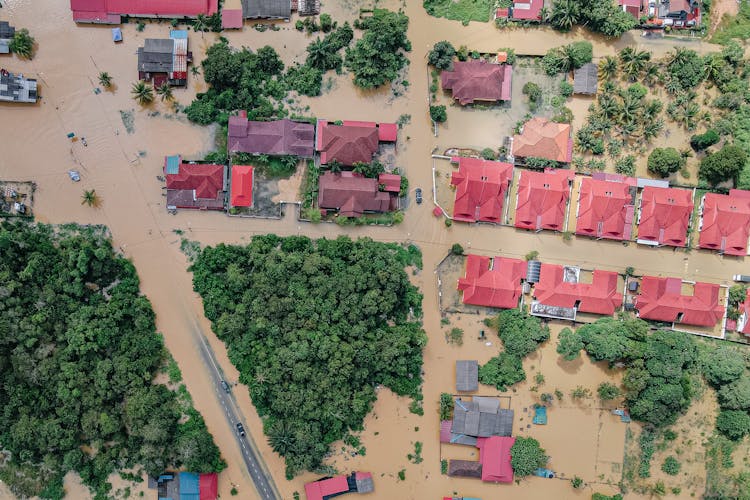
[[0, 21, 15, 54], [0, 69, 38, 103], [137, 30, 190, 87], [305, 472, 373, 500], [152, 472, 217, 500], [440, 60, 513, 105], [636, 186, 693, 247], [533, 264, 623, 316], [476, 436, 515, 483], [573, 63, 598, 95], [698, 190, 750, 256], [229, 165, 253, 208], [221, 0, 243, 28], [635, 276, 725, 327], [658, 0, 701, 27], [495, 0, 544, 21], [514, 168, 575, 232], [450, 157, 513, 223], [456, 360, 479, 392], [317, 171, 398, 217], [70, 0, 218, 23], [163, 155, 225, 211], [575, 174, 636, 241], [512, 117, 573, 164], [618, 0, 643, 19], [457, 254, 525, 309], [316, 120, 397, 166], [228, 113, 315, 157], [242, 0, 291, 19]]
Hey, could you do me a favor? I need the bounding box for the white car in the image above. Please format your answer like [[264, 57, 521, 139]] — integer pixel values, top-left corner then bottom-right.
[[68, 170, 81, 182]]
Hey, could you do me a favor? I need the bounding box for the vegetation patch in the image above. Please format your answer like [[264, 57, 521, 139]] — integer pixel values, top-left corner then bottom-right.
[[190, 235, 426, 477], [711, 1, 750, 45], [422, 0, 495, 23]]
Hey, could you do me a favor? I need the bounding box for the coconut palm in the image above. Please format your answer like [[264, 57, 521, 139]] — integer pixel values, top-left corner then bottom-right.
[[598, 56, 618, 81], [81, 189, 100, 207], [642, 62, 660, 86], [642, 119, 664, 141], [193, 14, 209, 34], [190, 66, 201, 76], [156, 82, 173, 102], [98, 71, 113, 89], [643, 100, 663, 120], [601, 80, 617, 94], [548, 0, 581, 31], [620, 49, 650, 81], [131, 81, 154, 105], [266, 422, 296, 456], [664, 77, 682, 95], [598, 94, 620, 120]]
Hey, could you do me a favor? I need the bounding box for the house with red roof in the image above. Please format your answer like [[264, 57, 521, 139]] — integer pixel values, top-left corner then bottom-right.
[[221, 0, 243, 28], [318, 171, 397, 217], [635, 276, 725, 327], [636, 186, 694, 247], [619, 0, 643, 18], [440, 60, 513, 105], [316, 120, 397, 166], [450, 157, 513, 223], [378, 173, 402, 193], [736, 289, 750, 338], [228, 113, 315, 158], [658, 0, 701, 28], [229, 165, 253, 208], [534, 265, 623, 316], [512, 117, 573, 164], [495, 0, 543, 21], [477, 436, 515, 483], [575, 174, 636, 241], [70, 0, 218, 23], [163, 155, 225, 211], [515, 169, 574, 232], [304, 472, 374, 500], [698, 190, 750, 256], [457, 254, 525, 309]]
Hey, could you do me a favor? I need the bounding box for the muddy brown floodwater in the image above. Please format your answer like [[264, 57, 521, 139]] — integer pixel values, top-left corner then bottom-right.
[[0, 0, 742, 498]]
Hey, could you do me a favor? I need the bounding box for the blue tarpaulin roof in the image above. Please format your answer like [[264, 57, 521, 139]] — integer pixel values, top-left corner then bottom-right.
[[170, 29, 188, 39], [179, 472, 199, 500], [111, 27, 122, 42], [165, 155, 181, 174]]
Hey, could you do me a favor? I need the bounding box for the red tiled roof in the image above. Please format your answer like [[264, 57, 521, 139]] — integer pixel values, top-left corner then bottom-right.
[[457, 254, 525, 309], [576, 177, 635, 241], [495, 7, 509, 18], [698, 190, 750, 256], [440, 420, 453, 443], [316, 121, 380, 166], [512, 117, 572, 163], [230, 165, 253, 207], [515, 169, 574, 231], [318, 171, 394, 217], [378, 123, 398, 142], [535, 265, 623, 315], [637, 186, 693, 247], [304, 475, 349, 500], [378, 173, 401, 193], [635, 276, 725, 327], [221, 8, 243, 29], [477, 436, 515, 483], [441, 60, 513, 105], [228, 117, 315, 157], [450, 157, 513, 223], [164, 160, 224, 210], [71, 0, 218, 21], [511, 0, 543, 20]]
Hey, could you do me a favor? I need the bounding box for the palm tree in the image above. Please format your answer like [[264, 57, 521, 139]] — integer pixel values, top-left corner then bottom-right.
[[193, 14, 208, 36], [642, 62, 660, 86], [598, 95, 620, 120], [306, 38, 331, 71], [9, 29, 34, 59], [642, 119, 664, 141], [156, 82, 173, 102], [621, 49, 650, 81], [266, 422, 296, 456], [664, 77, 681, 95], [81, 189, 100, 207], [598, 56, 618, 81], [131, 81, 154, 105], [98, 71, 113, 89], [643, 100, 663, 120], [190, 66, 201, 77], [548, 0, 581, 31]]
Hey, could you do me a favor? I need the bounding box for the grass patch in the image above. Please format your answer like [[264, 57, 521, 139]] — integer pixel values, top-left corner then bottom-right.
[[423, 0, 495, 23], [711, 1, 750, 45]]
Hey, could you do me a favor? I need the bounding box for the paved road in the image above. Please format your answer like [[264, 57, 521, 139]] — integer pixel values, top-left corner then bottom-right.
[[192, 317, 280, 500]]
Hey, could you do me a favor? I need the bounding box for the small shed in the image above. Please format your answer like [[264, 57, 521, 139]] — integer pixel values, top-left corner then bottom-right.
[[456, 360, 478, 392], [573, 63, 598, 95], [111, 27, 122, 42]]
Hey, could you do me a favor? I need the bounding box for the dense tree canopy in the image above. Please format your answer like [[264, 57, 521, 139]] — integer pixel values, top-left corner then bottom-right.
[[0, 222, 223, 498], [699, 144, 748, 185], [510, 437, 548, 477], [556, 327, 583, 361], [548, 0, 636, 37], [647, 147, 684, 178], [541, 41, 593, 76], [190, 235, 426, 476], [428, 41, 456, 70]]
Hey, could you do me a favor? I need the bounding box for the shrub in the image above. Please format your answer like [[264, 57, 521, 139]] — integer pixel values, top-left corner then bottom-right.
[[557, 327, 583, 361], [488, 309, 550, 358], [510, 437, 548, 477], [478, 353, 525, 391], [597, 382, 621, 401], [699, 144, 747, 185], [319, 13, 333, 32], [428, 41, 456, 70], [439, 393, 454, 421], [286, 64, 323, 97], [647, 147, 683, 178], [9, 28, 35, 59], [661, 456, 681, 476], [447, 327, 464, 345], [451, 243, 464, 255], [480, 148, 496, 160], [525, 250, 539, 261], [615, 155, 636, 176], [690, 129, 720, 151], [522, 82, 543, 110], [717, 409, 750, 440], [572, 476, 584, 488], [430, 105, 447, 123], [559, 80, 574, 98]]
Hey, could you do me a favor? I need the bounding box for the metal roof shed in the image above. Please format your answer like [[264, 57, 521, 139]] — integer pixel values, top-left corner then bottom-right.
[[573, 63, 598, 95], [456, 360, 478, 392]]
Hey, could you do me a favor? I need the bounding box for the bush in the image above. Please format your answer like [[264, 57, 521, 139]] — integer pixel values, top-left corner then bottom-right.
[[690, 129, 720, 151], [428, 41, 456, 70], [9, 28, 35, 59], [510, 437, 547, 477], [523, 82, 543, 110], [614, 155, 636, 176], [647, 147, 683, 178], [661, 456, 681, 476], [286, 64, 323, 97], [557, 327, 583, 361], [572, 476, 584, 488], [319, 13, 333, 32], [439, 393, 454, 421], [478, 353, 525, 391], [717, 410, 750, 440], [480, 148, 496, 160], [488, 309, 550, 358], [597, 382, 621, 401], [447, 327, 464, 345], [717, 376, 750, 410], [542, 41, 593, 76], [559, 80, 574, 98], [701, 344, 746, 387], [451, 243, 464, 255], [699, 144, 748, 185], [430, 105, 447, 123]]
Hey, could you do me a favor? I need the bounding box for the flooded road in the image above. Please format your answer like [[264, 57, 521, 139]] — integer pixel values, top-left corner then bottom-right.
[[0, 0, 738, 498]]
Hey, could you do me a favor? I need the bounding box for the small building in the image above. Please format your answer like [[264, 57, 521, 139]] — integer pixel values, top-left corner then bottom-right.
[[457, 254, 526, 309], [636, 186, 693, 248], [137, 30, 190, 87], [440, 60, 513, 105], [512, 117, 573, 164], [297, 0, 321, 16], [242, 0, 291, 19], [70, 0, 218, 24], [221, 0, 244, 29], [304, 472, 373, 500], [698, 190, 750, 256], [658, 0, 701, 27], [0, 21, 15, 54], [634, 276, 725, 327], [448, 460, 483, 479], [495, 0, 544, 21], [316, 120, 397, 166], [163, 155, 225, 211], [533, 265, 623, 316], [618, 0, 643, 19], [575, 174, 636, 241], [573, 63, 598, 95], [229, 165, 253, 208], [317, 171, 397, 217], [456, 360, 479, 392], [477, 436, 515, 483], [228, 113, 315, 157], [152, 472, 218, 500], [450, 157, 513, 223], [514, 169, 575, 232], [452, 396, 514, 438], [378, 173, 402, 193], [0, 69, 38, 103]]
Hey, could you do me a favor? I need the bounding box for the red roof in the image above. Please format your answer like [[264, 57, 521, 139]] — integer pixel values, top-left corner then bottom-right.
[[576, 177, 635, 241], [316, 121, 380, 166], [635, 276, 725, 327], [515, 169, 574, 231], [457, 254, 525, 309], [221, 8, 243, 29], [199, 473, 218, 500], [512, 117, 573, 163], [318, 171, 394, 217], [698, 190, 750, 256], [440, 420, 453, 443], [495, 7, 509, 18], [534, 265, 623, 315], [441, 60, 513, 105], [304, 475, 349, 500], [230, 165, 253, 207], [378, 123, 398, 142], [637, 186, 693, 247], [450, 157, 513, 223], [228, 117, 315, 157], [164, 159, 224, 210], [477, 436, 515, 483], [378, 173, 401, 193], [71, 0, 218, 22], [511, 0, 543, 20]]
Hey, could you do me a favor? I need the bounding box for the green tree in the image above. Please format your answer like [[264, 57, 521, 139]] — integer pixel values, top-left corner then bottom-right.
[[81, 189, 100, 207], [599, 56, 618, 81], [699, 144, 748, 185], [701, 345, 745, 387], [9, 28, 34, 59], [548, 0, 581, 31], [716, 410, 750, 441], [428, 41, 456, 70], [98, 71, 113, 89], [597, 382, 621, 401], [156, 82, 174, 102], [478, 353, 525, 391], [690, 129, 720, 151], [647, 147, 683, 178], [557, 327, 583, 361], [131, 81, 154, 105], [450, 243, 464, 255], [286, 64, 323, 97], [439, 393, 454, 421], [430, 105, 447, 123], [661, 456, 681, 476], [488, 309, 550, 358], [718, 377, 750, 411], [510, 437, 548, 477]]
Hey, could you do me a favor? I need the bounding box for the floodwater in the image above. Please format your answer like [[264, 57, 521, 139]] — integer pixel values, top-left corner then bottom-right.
[[0, 0, 742, 498]]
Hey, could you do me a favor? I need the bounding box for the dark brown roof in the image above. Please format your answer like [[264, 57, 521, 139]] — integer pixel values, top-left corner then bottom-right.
[[448, 460, 482, 478], [441, 60, 513, 105], [318, 171, 394, 217], [228, 117, 315, 157], [317, 123, 379, 166]]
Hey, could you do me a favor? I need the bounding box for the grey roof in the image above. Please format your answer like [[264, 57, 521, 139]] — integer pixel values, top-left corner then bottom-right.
[[474, 396, 500, 413], [0, 40, 9, 54], [297, 0, 320, 15], [144, 38, 174, 53], [456, 360, 478, 392], [0, 21, 15, 39], [242, 0, 291, 18], [573, 63, 598, 95], [452, 397, 514, 438], [0, 71, 38, 103], [137, 47, 173, 73], [355, 475, 374, 493]]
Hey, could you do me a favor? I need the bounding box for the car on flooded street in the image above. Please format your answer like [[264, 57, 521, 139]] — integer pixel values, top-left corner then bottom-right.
[[220, 380, 230, 392], [236, 422, 245, 437], [415, 187, 423, 204], [68, 170, 80, 182]]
